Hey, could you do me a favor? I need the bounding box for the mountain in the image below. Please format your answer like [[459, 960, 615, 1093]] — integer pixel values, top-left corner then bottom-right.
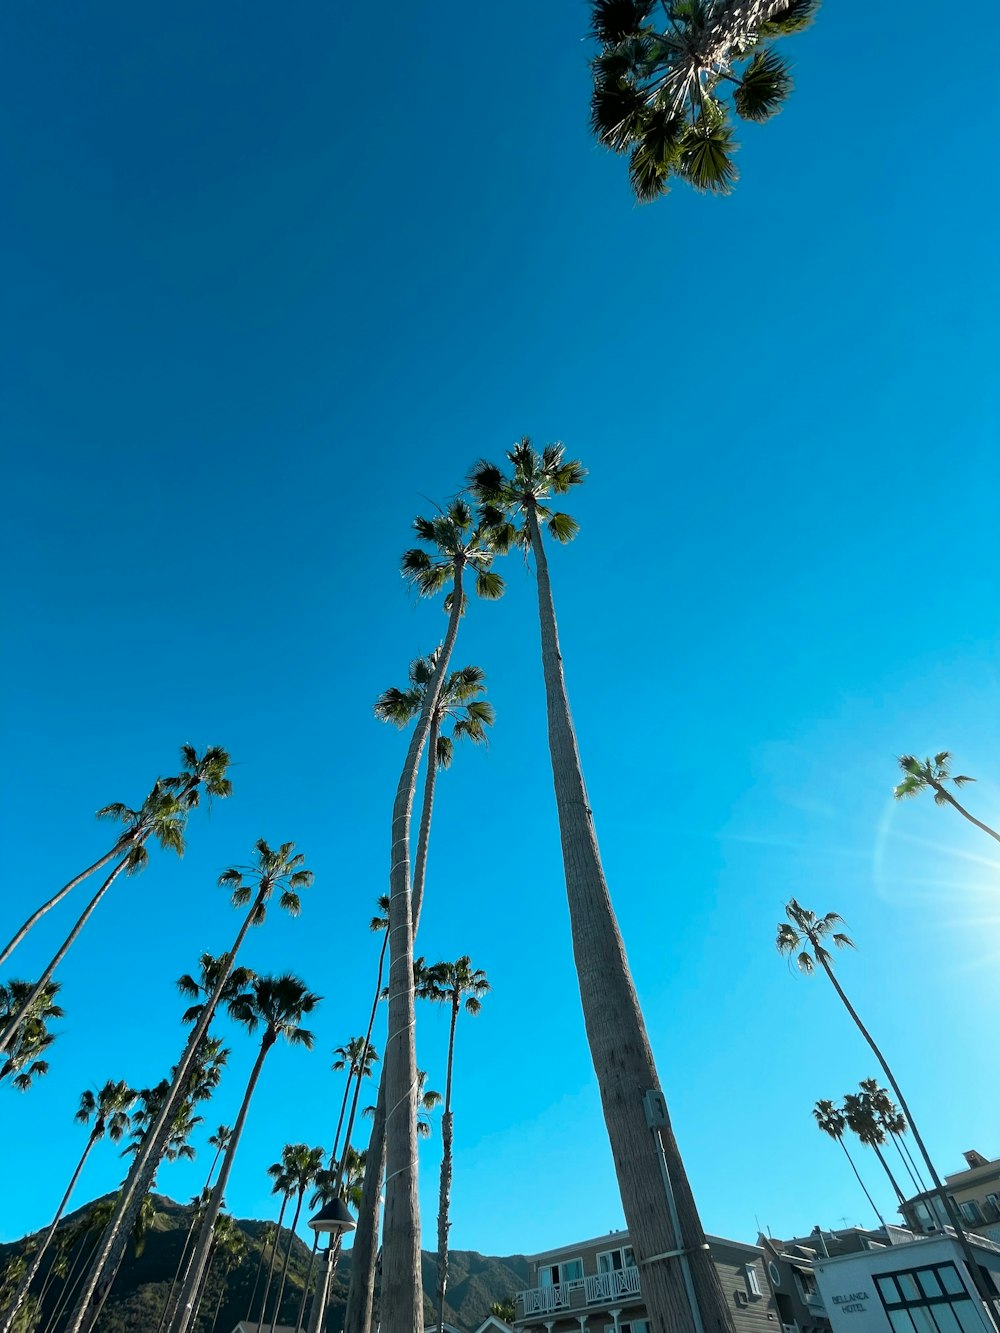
[[0, 1194, 529, 1333]]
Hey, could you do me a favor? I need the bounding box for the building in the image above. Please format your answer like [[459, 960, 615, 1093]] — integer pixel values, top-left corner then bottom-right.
[[512, 1227, 780, 1333], [900, 1151, 1000, 1246], [761, 1226, 903, 1333], [812, 1227, 1000, 1333]]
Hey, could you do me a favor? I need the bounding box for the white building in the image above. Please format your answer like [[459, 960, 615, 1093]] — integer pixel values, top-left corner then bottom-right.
[[812, 1229, 1000, 1333]]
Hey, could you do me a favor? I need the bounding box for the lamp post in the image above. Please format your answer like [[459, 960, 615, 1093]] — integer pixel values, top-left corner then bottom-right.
[[305, 1198, 356, 1333]]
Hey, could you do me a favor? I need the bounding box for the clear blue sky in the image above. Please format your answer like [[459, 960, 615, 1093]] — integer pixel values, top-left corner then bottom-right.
[[2, 0, 999, 1266]]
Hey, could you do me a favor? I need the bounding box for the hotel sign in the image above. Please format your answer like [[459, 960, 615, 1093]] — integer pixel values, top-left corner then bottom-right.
[[831, 1291, 872, 1314]]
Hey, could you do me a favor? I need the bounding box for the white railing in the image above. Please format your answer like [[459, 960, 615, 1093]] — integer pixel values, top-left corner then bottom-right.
[[516, 1268, 642, 1318]]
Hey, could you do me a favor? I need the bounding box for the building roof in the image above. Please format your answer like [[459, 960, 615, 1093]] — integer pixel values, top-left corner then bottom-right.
[[525, 1228, 762, 1263]]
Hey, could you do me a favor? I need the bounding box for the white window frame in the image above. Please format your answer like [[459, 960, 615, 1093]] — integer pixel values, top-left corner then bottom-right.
[[745, 1263, 762, 1298]]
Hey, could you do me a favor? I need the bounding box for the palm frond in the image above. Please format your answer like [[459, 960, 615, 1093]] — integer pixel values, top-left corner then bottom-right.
[[675, 111, 739, 194], [589, 0, 655, 43], [733, 48, 792, 122], [475, 569, 505, 600], [547, 512, 580, 544], [759, 0, 820, 36]]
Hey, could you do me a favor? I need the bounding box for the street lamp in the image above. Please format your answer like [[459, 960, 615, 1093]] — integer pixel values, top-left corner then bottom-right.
[[306, 1197, 356, 1333]]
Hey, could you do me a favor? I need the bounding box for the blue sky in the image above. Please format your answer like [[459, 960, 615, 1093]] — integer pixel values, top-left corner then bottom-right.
[[2, 0, 999, 1270]]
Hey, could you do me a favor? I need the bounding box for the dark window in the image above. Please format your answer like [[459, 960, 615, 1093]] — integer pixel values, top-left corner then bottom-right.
[[875, 1263, 985, 1333]]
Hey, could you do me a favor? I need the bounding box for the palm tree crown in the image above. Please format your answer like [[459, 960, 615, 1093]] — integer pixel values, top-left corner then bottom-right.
[[219, 839, 314, 925], [375, 653, 495, 768], [894, 751, 973, 804], [470, 439, 585, 553], [776, 899, 854, 972], [401, 498, 504, 611], [589, 0, 819, 199], [0, 981, 64, 1090]]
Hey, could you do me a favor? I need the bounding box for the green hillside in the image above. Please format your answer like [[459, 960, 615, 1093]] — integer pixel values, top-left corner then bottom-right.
[[0, 1194, 528, 1333]]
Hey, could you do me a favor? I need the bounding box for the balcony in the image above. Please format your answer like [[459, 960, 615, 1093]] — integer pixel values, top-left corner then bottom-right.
[[516, 1269, 643, 1319]]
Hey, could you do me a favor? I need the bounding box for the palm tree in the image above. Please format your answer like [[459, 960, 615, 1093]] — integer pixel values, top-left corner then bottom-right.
[[894, 752, 1000, 844], [253, 1156, 296, 1330], [268, 1145, 326, 1333], [471, 440, 732, 1333], [842, 1091, 906, 1206], [41, 1201, 115, 1333], [155, 1125, 232, 1333], [0, 980, 64, 1090], [0, 784, 186, 1057], [415, 959, 490, 1333], [776, 898, 998, 1314], [376, 655, 494, 919], [0, 1080, 135, 1333], [0, 744, 231, 971], [330, 1038, 381, 1169], [66, 839, 310, 1333], [206, 1215, 247, 1333], [380, 499, 502, 1333], [812, 1099, 886, 1227], [170, 973, 321, 1333], [300, 1148, 370, 1333], [858, 1078, 926, 1195], [588, 0, 818, 199], [346, 661, 493, 1333], [246, 1223, 278, 1331]]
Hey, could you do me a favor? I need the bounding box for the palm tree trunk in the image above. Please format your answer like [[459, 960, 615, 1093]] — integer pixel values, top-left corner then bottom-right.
[[44, 1232, 96, 1333], [871, 1142, 906, 1205], [338, 932, 388, 1186], [65, 887, 268, 1333], [295, 1235, 320, 1333], [0, 1131, 98, 1333], [382, 565, 465, 1333], [889, 1131, 924, 1197], [897, 1132, 928, 1194], [525, 507, 734, 1333], [410, 712, 440, 927], [435, 996, 459, 1333], [935, 785, 1000, 844], [837, 1137, 886, 1228], [158, 1150, 225, 1333], [331, 1074, 355, 1171], [815, 952, 999, 1322], [255, 1202, 289, 1328], [0, 858, 129, 1054], [171, 1031, 276, 1333], [209, 1269, 228, 1333], [0, 840, 130, 970], [344, 733, 436, 1333], [270, 1190, 305, 1333]]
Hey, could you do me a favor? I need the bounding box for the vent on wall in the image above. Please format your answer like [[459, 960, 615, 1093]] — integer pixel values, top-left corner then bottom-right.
[[735, 1291, 750, 1308]]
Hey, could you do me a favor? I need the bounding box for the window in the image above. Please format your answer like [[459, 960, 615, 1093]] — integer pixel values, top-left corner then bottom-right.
[[746, 1264, 762, 1298], [606, 1321, 649, 1333], [985, 1195, 1000, 1222], [598, 1248, 636, 1274], [876, 1262, 983, 1333], [768, 1262, 782, 1289], [959, 1201, 985, 1226]]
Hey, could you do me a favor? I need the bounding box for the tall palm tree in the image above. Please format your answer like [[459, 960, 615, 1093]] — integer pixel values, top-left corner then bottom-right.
[[0, 1080, 135, 1333], [858, 1078, 926, 1195], [0, 744, 231, 971], [206, 1215, 247, 1333], [66, 839, 310, 1333], [842, 1091, 906, 1206], [588, 0, 818, 199], [346, 664, 493, 1333], [254, 1156, 296, 1330], [776, 899, 998, 1316], [269, 1145, 326, 1333], [155, 1125, 233, 1333], [330, 1038, 381, 1169], [0, 981, 64, 1090], [170, 973, 321, 1333], [246, 1223, 278, 1331], [894, 752, 1000, 844], [41, 1201, 115, 1333], [471, 440, 732, 1333], [376, 655, 494, 918], [380, 499, 502, 1333], [0, 784, 186, 1057], [415, 959, 490, 1333], [812, 1099, 886, 1227]]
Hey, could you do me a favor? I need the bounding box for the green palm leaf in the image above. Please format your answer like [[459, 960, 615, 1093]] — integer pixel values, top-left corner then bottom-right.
[[733, 48, 793, 122]]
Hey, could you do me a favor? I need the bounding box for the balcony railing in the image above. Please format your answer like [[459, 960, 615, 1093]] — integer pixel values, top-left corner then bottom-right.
[[516, 1268, 643, 1318]]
